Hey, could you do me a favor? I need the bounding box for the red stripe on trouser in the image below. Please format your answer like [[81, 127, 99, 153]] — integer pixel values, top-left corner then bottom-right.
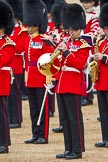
[[52, 94, 55, 113]]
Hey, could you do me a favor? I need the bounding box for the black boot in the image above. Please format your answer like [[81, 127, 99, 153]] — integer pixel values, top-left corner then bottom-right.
[[56, 151, 71, 159], [0, 146, 8, 154], [52, 126, 63, 133]]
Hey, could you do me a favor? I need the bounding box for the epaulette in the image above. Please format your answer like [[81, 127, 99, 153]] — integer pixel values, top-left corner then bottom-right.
[[0, 37, 15, 50], [18, 26, 27, 36], [5, 37, 15, 46], [79, 39, 91, 49]]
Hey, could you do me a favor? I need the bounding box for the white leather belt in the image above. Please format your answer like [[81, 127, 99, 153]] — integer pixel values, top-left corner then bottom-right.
[[15, 52, 24, 56], [62, 66, 80, 73], [1, 66, 14, 84], [15, 52, 25, 68], [1, 67, 12, 71]]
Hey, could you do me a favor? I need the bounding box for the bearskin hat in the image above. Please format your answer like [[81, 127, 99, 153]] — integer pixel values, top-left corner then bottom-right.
[[42, 0, 54, 13], [100, 0, 108, 8], [0, 0, 14, 35], [80, 0, 99, 7], [5, 0, 23, 21], [23, 0, 48, 34], [61, 3, 86, 30], [51, 0, 66, 27], [99, 3, 108, 28], [54, 0, 66, 3]]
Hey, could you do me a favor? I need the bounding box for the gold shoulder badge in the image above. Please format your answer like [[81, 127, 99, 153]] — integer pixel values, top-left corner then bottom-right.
[[0, 37, 15, 50], [18, 26, 27, 35], [79, 39, 91, 49], [5, 37, 15, 46]]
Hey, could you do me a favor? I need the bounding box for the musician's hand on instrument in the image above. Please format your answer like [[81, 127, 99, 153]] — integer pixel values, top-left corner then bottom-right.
[[58, 42, 67, 52], [48, 35, 53, 41], [94, 53, 103, 60]]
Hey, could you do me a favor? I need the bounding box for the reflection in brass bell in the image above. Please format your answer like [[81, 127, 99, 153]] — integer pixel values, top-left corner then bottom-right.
[[37, 52, 61, 76]]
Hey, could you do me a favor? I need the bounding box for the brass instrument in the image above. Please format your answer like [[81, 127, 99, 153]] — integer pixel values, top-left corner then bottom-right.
[[37, 48, 61, 77], [37, 35, 71, 78], [89, 35, 105, 83], [89, 41, 99, 83]]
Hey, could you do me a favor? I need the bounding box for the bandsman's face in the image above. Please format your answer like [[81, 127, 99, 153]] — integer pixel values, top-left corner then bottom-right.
[[0, 28, 5, 36], [68, 28, 81, 39], [27, 26, 39, 35], [82, 1, 95, 10]]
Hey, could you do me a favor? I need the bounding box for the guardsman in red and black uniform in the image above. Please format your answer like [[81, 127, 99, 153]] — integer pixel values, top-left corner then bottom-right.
[[23, 0, 54, 144], [5, 0, 28, 129], [80, 0, 100, 106], [94, 3, 108, 148], [55, 3, 91, 159], [42, 0, 55, 118], [50, 0, 68, 133], [0, 0, 15, 153]]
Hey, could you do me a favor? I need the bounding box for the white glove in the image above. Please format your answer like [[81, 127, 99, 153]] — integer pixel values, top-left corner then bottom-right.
[[44, 84, 54, 95]]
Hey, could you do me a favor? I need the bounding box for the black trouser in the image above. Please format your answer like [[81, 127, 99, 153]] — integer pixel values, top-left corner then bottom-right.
[[0, 96, 11, 146], [56, 94, 62, 126], [27, 87, 49, 139], [20, 70, 28, 96], [48, 93, 55, 114], [58, 93, 85, 153], [7, 74, 22, 124], [97, 91, 108, 141], [86, 74, 94, 101]]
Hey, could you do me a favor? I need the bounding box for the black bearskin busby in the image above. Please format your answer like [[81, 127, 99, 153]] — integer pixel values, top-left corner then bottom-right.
[[61, 3, 86, 30], [51, 0, 66, 27], [0, 0, 14, 35], [54, 0, 66, 3], [23, 0, 48, 34], [100, 0, 108, 8], [99, 3, 108, 28], [5, 0, 23, 21], [80, 0, 99, 7], [42, 0, 54, 13]]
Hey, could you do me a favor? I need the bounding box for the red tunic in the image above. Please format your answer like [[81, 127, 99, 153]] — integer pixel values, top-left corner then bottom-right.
[[0, 36, 15, 96], [55, 38, 90, 95], [95, 38, 108, 90], [24, 33, 54, 87], [84, 10, 99, 35], [9, 22, 28, 74], [46, 20, 54, 35]]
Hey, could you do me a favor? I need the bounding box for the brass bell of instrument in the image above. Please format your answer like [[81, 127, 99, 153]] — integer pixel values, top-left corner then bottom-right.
[[37, 52, 61, 76], [89, 60, 98, 83]]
